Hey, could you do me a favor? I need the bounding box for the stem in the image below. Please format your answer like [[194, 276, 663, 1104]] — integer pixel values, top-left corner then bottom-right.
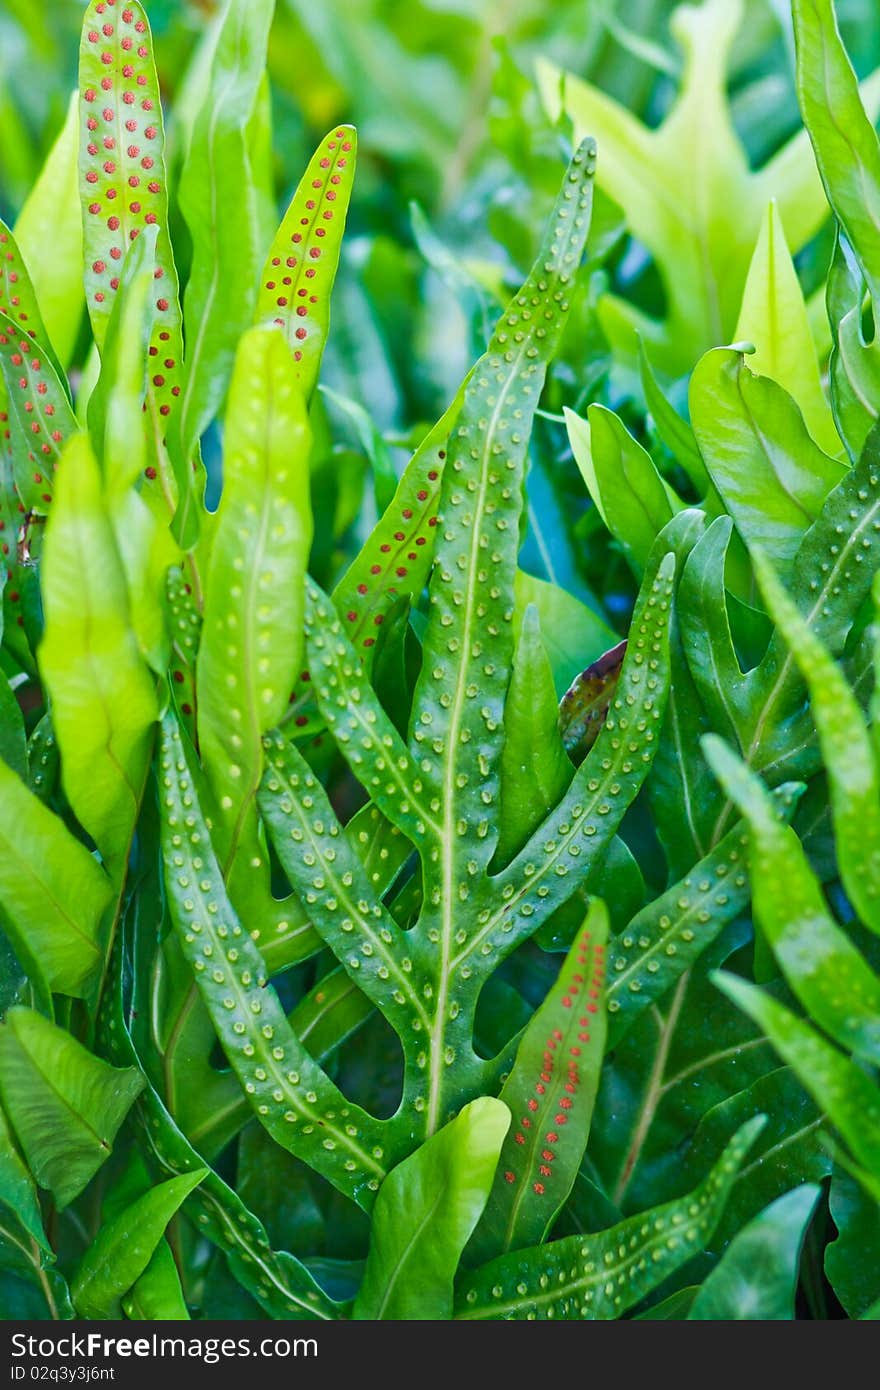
[[800, 1208, 829, 1320], [34, 1249, 60, 1321], [613, 976, 688, 1207]]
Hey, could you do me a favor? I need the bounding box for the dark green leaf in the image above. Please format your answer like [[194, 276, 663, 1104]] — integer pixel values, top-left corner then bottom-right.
[[0, 1007, 143, 1208], [71, 1169, 206, 1319], [713, 972, 880, 1177], [455, 1117, 764, 1319], [688, 1183, 820, 1319]]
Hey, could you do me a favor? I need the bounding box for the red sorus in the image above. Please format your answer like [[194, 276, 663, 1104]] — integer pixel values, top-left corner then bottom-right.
[[533, 1182, 545, 1196], [503, 1171, 515, 1184]]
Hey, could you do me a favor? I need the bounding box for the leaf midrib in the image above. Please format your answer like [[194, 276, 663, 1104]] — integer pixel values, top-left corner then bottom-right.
[[428, 341, 526, 1135]]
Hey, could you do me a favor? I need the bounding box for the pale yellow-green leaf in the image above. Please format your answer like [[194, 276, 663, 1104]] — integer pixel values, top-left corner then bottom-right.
[[14, 92, 83, 369], [538, 0, 880, 373], [39, 435, 159, 877], [0, 759, 109, 997], [566, 404, 680, 570], [735, 200, 840, 457], [88, 224, 178, 669]]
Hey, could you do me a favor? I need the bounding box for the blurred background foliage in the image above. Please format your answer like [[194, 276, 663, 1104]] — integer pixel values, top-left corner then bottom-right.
[[2, 0, 879, 624]]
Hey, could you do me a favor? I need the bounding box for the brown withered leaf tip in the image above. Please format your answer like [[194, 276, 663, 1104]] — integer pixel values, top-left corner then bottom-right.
[[558, 638, 628, 765]]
